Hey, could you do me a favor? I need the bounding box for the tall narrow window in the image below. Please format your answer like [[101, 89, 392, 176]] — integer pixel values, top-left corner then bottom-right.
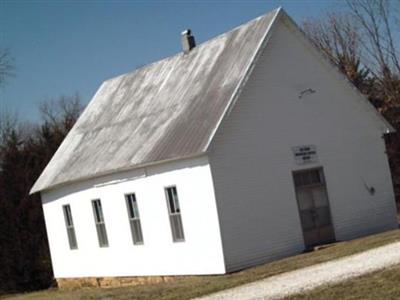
[[125, 193, 144, 245], [62, 205, 78, 249], [91, 199, 109, 247], [165, 186, 185, 242]]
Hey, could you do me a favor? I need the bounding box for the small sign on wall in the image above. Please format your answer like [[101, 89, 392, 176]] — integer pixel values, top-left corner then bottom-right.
[[292, 145, 318, 165]]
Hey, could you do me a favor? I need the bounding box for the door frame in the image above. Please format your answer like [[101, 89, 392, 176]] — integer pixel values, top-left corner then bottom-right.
[[292, 166, 336, 249]]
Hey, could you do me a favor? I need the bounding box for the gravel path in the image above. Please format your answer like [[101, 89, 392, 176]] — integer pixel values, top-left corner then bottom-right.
[[196, 242, 400, 300]]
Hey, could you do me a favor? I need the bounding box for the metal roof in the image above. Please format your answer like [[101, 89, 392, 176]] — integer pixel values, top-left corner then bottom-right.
[[30, 8, 279, 193]]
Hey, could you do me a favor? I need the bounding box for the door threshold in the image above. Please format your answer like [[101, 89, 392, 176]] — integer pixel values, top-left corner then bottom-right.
[[303, 241, 338, 253]]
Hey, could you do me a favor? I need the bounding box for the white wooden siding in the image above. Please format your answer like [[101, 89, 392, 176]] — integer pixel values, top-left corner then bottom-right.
[[209, 18, 397, 272], [42, 156, 225, 278]]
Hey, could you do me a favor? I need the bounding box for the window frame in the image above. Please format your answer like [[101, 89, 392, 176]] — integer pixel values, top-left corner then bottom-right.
[[62, 204, 78, 250], [91, 199, 109, 248], [164, 185, 185, 243], [124, 192, 144, 245], [293, 167, 325, 189]]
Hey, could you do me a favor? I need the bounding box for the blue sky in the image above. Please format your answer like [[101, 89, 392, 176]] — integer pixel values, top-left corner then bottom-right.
[[1, 0, 345, 122]]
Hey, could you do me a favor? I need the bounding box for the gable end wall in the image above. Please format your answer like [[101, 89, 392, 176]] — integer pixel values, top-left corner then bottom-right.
[[209, 18, 397, 272]]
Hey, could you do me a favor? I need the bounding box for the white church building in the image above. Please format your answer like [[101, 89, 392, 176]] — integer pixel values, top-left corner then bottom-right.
[[31, 8, 398, 283]]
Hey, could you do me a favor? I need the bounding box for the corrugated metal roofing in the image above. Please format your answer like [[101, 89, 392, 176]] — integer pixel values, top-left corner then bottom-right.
[[30, 8, 279, 193]]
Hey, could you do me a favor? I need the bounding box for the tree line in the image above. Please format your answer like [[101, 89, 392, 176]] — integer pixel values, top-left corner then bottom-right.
[[0, 0, 399, 293], [0, 92, 83, 291]]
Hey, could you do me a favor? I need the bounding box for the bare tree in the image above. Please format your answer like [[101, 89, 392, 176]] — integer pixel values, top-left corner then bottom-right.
[[0, 110, 18, 148], [39, 93, 83, 133], [0, 49, 14, 86], [346, 0, 400, 105], [347, 0, 399, 74], [302, 13, 371, 91]]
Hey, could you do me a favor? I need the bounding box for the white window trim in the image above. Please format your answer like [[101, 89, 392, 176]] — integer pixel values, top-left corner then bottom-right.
[[91, 199, 109, 248], [124, 192, 144, 245], [62, 204, 78, 250], [165, 185, 185, 243]]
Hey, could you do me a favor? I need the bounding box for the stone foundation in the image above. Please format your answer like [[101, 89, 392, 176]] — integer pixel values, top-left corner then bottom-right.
[[57, 275, 178, 289]]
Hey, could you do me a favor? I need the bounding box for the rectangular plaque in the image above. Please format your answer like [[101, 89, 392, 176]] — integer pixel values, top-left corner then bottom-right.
[[292, 145, 318, 165]]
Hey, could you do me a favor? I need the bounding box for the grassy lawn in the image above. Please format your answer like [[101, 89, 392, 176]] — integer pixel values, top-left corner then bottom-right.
[[285, 264, 400, 300], [2, 229, 400, 300]]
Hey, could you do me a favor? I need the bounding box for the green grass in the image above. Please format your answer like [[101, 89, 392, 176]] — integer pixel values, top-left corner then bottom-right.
[[285, 264, 400, 300], [2, 229, 400, 300]]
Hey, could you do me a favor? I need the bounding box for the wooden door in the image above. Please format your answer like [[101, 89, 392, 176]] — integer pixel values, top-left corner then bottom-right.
[[293, 168, 335, 248]]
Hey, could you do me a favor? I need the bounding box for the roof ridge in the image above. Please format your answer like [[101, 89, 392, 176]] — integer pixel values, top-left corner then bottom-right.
[[103, 8, 282, 85]]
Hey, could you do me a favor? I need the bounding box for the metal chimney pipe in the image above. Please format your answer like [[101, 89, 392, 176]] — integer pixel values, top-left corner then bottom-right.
[[181, 29, 196, 53]]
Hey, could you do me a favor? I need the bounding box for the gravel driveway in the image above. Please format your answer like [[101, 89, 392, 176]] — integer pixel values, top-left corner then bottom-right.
[[196, 241, 400, 300]]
